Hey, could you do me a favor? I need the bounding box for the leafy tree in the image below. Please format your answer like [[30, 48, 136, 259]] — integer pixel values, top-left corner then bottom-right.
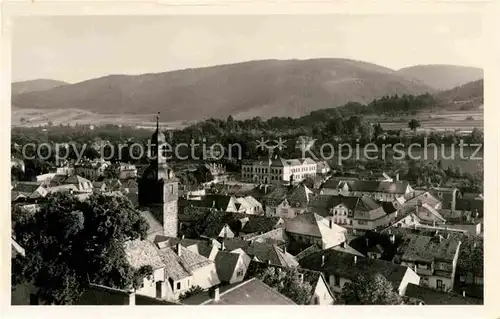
[[341, 273, 401, 305], [12, 193, 150, 305], [254, 266, 313, 304], [408, 119, 421, 133]]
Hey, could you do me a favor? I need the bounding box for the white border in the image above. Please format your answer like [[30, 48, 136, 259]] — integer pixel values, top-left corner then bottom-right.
[[1, 1, 498, 319]]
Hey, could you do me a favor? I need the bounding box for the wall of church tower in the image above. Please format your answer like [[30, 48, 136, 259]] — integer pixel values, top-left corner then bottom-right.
[[162, 201, 178, 237]]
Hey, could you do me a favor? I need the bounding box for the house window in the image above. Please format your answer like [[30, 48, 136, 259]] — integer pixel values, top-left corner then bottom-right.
[[177, 282, 181, 290], [436, 279, 443, 290], [29, 293, 39, 305]]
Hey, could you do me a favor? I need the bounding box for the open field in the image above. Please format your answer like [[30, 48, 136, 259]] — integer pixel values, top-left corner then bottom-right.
[[366, 109, 484, 132], [12, 107, 483, 133], [11, 108, 192, 130]]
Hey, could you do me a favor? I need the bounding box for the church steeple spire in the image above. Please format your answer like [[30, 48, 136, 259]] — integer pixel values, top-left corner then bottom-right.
[[156, 111, 160, 132]]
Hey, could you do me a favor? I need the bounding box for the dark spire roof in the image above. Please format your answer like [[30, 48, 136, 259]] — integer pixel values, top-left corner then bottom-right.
[[151, 112, 166, 143]]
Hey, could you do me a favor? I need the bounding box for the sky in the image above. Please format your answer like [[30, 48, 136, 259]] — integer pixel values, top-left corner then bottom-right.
[[12, 14, 483, 83]]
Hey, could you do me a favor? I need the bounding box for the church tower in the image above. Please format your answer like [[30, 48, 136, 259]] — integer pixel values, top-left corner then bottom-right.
[[138, 113, 178, 237]]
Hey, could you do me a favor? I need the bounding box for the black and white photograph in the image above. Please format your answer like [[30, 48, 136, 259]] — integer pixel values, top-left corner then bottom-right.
[[7, 10, 491, 308]]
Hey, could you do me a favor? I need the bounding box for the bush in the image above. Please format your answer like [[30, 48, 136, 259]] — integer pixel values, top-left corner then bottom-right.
[[179, 285, 204, 301]]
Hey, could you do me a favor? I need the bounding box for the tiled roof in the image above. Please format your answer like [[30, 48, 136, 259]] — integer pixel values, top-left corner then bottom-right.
[[286, 212, 347, 238], [157, 245, 214, 281], [294, 244, 322, 261], [404, 191, 441, 209], [223, 239, 298, 267], [240, 215, 283, 234], [415, 203, 447, 223], [153, 236, 218, 260], [331, 243, 365, 257], [123, 239, 165, 270], [299, 249, 409, 290], [405, 283, 482, 305], [242, 228, 289, 246], [204, 278, 296, 305], [11, 182, 42, 194], [353, 206, 386, 221], [397, 233, 462, 263]]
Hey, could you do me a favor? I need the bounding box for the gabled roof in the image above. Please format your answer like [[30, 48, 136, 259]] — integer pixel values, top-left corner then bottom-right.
[[262, 184, 313, 208], [415, 203, 447, 223], [331, 243, 365, 257], [11, 182, 42, 194], [396, 233, 462, 263], [223, 239, 298, 267], [240, 215, 283, 234], [404, 191, 441, 209], [157, 245, 215, 280], [353, 206, 386, 221], [204, 278, 296, 305], [123, 239, 165, 270], [153, 236, 219, 260], [299, 249, 410, 290], [285, 212, 346, 238], [214, 250, 242, 282]]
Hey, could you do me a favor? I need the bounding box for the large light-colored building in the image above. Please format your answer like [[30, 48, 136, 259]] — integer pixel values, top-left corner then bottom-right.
[[241, 157, 317, 185]]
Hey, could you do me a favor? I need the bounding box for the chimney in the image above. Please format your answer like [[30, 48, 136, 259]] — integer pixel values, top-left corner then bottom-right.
[[283, 246, 287, 255], [176, 243, 182, 256], [396, 173, 400, 181], [462, 291, 466, 297], [414, 265, 417, 273], [210, 287, 220, 302], [329, 219, 333, 229], [267, 259, 271, 264], [390, 234, 395, 244], [221, 240, 226, 251], [433, 220, 436, 227], [341, 241, 346, 248], [354, 256, 357, 265], [181, 235, 185, 239], [321, 255, 325, 267], [127, 289, 136, 306]]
